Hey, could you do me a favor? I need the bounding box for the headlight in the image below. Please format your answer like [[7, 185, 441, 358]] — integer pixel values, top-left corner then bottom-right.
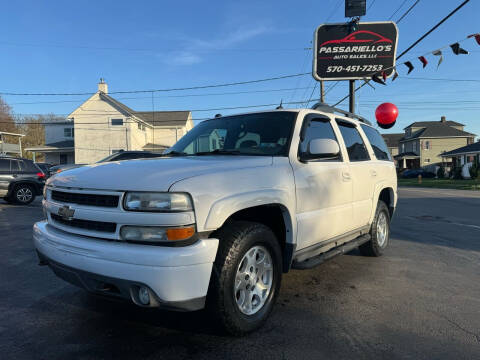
[[120, 225, 195, 244], [123, 192, 192, 212]]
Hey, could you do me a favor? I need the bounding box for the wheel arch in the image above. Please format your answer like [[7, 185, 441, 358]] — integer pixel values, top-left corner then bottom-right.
[[211, 202, 296, 273]]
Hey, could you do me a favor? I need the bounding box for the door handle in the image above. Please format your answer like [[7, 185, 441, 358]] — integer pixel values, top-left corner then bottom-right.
[[370, 170, 377, 177], [342, 172, 351, 181]]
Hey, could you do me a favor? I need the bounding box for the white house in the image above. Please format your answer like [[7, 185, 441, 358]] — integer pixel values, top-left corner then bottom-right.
[[27, 80, 193, 165]]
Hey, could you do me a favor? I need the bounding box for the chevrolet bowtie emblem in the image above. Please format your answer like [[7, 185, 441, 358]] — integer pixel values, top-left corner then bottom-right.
[[58, 205, 75, 221]]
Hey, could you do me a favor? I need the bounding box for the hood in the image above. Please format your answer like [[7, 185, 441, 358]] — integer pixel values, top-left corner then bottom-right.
[[47, 156, 273, 191]]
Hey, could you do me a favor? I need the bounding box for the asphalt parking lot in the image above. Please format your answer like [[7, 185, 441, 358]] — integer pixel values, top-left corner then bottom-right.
[[1, 188, 479, 360]]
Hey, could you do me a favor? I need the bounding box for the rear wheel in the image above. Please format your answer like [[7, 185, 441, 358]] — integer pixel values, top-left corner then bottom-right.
[[359, 200, 390, 257], [14, 184, 35, 205], [208, 221, 282, 335]]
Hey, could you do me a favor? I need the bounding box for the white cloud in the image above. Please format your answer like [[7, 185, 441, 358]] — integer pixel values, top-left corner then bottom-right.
[[162, 24, 272, 66], [163, 51, 202, 66]]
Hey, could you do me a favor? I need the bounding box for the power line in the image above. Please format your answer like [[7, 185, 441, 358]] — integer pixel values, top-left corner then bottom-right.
[[0, 41, 308, 53], [388, 0, 410, 20], [396, 0, 421, 24], [7, 86, 317, 105], [397, 0, 469, 59], [0, 72, 310, 96]]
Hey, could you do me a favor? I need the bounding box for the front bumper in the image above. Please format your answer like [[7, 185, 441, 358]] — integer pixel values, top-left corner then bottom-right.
[[33, 221, 219, 311]]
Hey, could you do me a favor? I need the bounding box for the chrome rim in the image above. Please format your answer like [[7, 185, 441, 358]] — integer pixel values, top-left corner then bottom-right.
[[234, 245, 273, 316], [376, 211, 388, 247], [16, 187, 33, 203]]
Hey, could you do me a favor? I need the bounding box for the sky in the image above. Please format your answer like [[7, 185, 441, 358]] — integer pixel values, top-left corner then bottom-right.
[[0, 0, 479, 136]]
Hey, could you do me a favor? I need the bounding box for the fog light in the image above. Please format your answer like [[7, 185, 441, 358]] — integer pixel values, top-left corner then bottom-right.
[[138, 286, 150, 305]]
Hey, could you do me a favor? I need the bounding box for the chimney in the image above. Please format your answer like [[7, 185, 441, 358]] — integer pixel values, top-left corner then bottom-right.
[[98, 78, 108, 94], [440, 116, 446, 123]]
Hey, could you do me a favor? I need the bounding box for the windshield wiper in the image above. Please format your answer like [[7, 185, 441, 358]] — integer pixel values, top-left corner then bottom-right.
[[162, 150, 188, 156], [193, 149, 242, 156]]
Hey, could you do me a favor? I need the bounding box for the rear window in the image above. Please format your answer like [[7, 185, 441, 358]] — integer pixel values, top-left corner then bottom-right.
[[336, 120, 370, 162], [0, 159, 9, 171], [360, 124, 392, 161]]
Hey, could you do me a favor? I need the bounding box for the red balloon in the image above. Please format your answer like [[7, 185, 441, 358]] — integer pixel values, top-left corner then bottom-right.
[[375, 103, 399, 129]]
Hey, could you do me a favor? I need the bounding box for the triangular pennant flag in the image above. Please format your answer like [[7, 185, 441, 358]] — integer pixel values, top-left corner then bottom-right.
[[418, 56, 428, 68], [432, 50, 443, 68], [392, 69, 399, 81], [382, 71, 387, 82], [468, 33, 480, 45], [372, 74, 386, 85], [450, 42, 469, 55], [404, 61, 414, 74]]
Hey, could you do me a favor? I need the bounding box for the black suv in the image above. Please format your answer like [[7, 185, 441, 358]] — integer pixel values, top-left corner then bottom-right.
[[0, 157, 46, 205], [49, 150, 163, 174]]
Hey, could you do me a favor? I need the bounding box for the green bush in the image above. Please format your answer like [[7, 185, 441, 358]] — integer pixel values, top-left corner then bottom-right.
[[453, 167, 463, 179], [469, 163, 479, 179], [437, 166, 445, 179]]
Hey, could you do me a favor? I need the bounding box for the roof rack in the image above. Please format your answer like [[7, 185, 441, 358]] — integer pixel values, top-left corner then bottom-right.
[[311, 102, 371, 125]]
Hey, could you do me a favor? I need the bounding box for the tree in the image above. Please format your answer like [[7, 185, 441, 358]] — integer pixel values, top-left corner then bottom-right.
[[0, 96, 18, 134]]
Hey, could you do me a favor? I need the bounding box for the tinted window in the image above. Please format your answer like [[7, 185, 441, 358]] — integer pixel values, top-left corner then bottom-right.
[[11, 160, 20, 171], [111, 119, 123, 126], [169, 112, 296, 156], [337, 121, 370, 162], [360, 124, 392, 161], [0, 159, 9, 171], [21, 160, 39, 172], [299, 116, 340, 161]]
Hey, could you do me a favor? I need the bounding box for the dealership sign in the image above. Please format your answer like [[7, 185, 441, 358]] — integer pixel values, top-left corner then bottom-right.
[[313, 21, 398, 81]]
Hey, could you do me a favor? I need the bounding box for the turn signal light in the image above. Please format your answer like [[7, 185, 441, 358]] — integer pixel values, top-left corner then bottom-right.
[[166, 226, 195, 241], [37, 172, 46, 179]]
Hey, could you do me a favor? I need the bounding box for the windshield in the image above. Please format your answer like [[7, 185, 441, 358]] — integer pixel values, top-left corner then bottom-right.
[[167, 111, 297, 156]]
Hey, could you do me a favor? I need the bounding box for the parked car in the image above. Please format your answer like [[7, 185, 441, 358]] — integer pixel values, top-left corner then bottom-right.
[[0, 157, 46, 204], [401, 169, 436, 179], [49, 151, 163, 175], [34, 107, 397, 334], [35, 162, 53, 178]]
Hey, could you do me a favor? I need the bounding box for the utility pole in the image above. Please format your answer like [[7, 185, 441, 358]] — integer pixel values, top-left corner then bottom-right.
[[349, 80, 355, 114], [320, 81, 325, 103]]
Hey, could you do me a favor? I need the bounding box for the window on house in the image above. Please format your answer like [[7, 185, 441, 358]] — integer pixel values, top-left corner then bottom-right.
[[137, 123, 146, 131], [401, 143, 405, 153], [425, 141, 430, 150], [413, 142, 417, 152], [336, 120, 370, 162], [111, 119, 124, 126], [424, 158, 430, 163], [64, 128, 74, 138]]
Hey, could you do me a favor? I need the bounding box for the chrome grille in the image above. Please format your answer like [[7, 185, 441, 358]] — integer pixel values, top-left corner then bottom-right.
[[51, 214, 117, 233], [52, 190, 119, 208]]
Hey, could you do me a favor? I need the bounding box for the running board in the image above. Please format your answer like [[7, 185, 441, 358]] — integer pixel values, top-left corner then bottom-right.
[[291, 234, 371, 270]]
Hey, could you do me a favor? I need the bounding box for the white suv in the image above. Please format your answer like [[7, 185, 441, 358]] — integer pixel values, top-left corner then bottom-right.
[[34, 107, 397, 334]]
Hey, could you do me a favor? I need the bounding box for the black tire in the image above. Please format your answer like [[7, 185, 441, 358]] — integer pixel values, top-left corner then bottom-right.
[[208, 221, 282, 335], [359, 200, 390, 257], [13, 184, 35, 205], [3, 196, 14, 204]]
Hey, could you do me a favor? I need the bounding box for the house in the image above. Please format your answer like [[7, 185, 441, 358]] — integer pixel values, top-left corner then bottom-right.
[[27, 80, 193, 165], [0, 131, 25, 156], [25, 119, 74, 164], [381, 133, 403, 157], [440, 141, 480, 169], [395, 116, 476, 170]]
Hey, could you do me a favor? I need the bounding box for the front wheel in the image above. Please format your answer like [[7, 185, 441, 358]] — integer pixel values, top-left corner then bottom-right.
[[14, 184, 35, 205], [208, 221, 282, 335], [359, 200, 390, 257]]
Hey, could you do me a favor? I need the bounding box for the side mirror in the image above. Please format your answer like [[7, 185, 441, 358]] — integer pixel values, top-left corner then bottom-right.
[[303, 138, 340, 161]]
